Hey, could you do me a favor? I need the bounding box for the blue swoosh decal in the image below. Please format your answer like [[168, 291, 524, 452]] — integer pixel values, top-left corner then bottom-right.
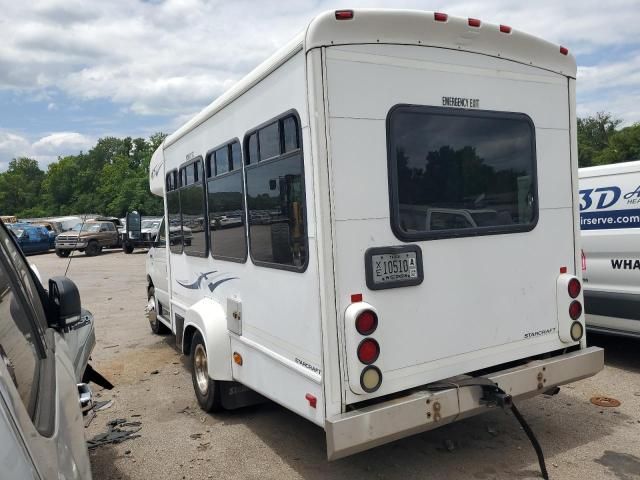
[[208, 277, 238, 292], [177, 270, 217, 289]]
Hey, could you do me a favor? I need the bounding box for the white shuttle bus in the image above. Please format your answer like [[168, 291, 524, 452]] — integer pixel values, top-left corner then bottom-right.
[[146, 9, 604, 461], [580, 160, 640, 337]]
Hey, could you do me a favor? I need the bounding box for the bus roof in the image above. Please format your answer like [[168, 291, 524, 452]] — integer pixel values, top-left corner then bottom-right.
[[163, 9, 576, 150]]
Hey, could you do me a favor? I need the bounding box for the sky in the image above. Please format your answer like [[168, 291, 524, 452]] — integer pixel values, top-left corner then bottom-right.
[[1, 0, 639, 171]]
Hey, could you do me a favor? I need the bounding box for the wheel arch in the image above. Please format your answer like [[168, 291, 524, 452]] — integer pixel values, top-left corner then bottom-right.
[[183, 298, 233, 381]]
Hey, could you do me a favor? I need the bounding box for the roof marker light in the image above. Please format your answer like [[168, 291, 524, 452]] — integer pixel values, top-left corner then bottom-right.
[[351, 293, 363, 303], [560, 46, 569, 55], [434, 12, 448, 22], [335, 9, 354, 20], [500, 24, 512, 34], [468, 18, 481, 27]]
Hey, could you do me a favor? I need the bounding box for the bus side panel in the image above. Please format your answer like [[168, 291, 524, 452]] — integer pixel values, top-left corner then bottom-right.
[[162, 51, 326, 422]]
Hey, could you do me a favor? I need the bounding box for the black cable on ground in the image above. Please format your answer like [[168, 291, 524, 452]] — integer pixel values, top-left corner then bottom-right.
[[510, 402, 549, 480]]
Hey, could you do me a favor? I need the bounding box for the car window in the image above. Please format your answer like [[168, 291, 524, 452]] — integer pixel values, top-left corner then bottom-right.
[[0, 227, 48, 335], [0, 229, 46, 418]]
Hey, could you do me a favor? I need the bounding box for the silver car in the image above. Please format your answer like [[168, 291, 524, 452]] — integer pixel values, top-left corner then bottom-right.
[[0, 221, 95, 479]]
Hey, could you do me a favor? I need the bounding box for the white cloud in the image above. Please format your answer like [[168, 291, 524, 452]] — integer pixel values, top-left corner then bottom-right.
[[0, 0, 638, 127], [0, 130, 94, 171], [31, 132, 94, 155]]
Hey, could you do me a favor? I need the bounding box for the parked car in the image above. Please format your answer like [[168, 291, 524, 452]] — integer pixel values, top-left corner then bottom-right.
[[0, 219, 95, 478], [6, 223, 51, 255], [122, 216, 163, 254], [55, 220, 120, 257], [580, 160, 640, 337], [31, 222, 59, 248]]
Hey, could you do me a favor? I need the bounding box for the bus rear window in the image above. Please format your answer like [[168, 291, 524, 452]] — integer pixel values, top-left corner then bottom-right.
[[387, 105, 537, 240]]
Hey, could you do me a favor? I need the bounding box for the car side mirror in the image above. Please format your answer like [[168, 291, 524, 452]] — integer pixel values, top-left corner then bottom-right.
[[48, 276, 82, 330]]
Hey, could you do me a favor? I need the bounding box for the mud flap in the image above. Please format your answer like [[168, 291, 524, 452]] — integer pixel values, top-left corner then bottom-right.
[[219, 381, 267, 410], [82, 364, 114, 390]]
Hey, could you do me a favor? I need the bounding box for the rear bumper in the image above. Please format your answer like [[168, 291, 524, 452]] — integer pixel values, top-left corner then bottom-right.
[[326, 346, 604, 460]]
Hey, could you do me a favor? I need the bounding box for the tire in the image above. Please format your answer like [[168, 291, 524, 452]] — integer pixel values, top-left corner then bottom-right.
[[191, 331, 222, 412], [85, 241, 100, 257], [147, 287, 168, 334], [123, 242, 134, 254], [55, 249, 71, 258]]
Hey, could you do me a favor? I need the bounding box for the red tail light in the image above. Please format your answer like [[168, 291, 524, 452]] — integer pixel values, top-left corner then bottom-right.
[[468, 18, 481, 27], [568, 278, 581, 298], [569, 300, 582, 320], [335, 9, 354, 20], [434, 12, 448, 22], [355, 310, 378, 335], [357, 339, 380, 364]]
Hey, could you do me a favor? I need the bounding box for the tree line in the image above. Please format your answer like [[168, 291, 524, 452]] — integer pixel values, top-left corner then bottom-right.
[[0, 133, 166, 218], [0, 113, 639, 219]]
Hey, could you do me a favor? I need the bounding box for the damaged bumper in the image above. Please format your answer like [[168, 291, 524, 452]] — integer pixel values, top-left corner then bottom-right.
[[326, 346, 604, 460]]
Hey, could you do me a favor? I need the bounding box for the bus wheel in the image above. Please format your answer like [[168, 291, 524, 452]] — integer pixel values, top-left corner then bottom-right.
[[191, 332, 222, 412], [147, 287, 168, 334]]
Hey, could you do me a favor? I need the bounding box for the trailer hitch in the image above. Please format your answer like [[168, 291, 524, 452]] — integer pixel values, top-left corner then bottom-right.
[[479, 384, 513, 409], [428, 377, 549, 480]]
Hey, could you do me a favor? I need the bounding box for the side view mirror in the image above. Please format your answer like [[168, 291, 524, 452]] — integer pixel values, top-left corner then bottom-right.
[[48, 276, 82, 330], [126, 211, 142, 240]]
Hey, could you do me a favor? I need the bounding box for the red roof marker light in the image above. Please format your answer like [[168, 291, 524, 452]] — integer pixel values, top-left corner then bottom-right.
[[335, 9, 354, 20], [434, 12, 448, 22], [468, 18, 481, 27], [499, 24, 512, 34], [560, 46, 569, 55]]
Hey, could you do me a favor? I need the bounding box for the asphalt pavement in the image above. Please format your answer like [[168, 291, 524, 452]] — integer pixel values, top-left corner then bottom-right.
[[32, 250, 640, 480]]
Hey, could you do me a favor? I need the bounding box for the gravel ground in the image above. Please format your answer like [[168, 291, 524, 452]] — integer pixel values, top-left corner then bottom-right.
[[32, 250, 640, 480]]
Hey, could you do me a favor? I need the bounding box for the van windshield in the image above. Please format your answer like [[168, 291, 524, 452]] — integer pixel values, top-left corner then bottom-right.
[[72, 224, 101, 233], [387, 106, 537, 240], [142, 220, 161, 229]]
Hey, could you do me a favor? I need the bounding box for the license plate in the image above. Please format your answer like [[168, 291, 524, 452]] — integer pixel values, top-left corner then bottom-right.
[[371, 252, 418, 285]]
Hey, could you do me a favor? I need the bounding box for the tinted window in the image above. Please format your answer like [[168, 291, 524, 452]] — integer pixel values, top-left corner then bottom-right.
[[185, 164, 195, 185], [167, 191, 182, 253], [208, 171, 247, 261], [215, 146, 229, 176], [388, 106, 536, 239], [157, 218, 166, 247], [283, 116, 299, 153], [248, 133, 258, 165], [246, 152, 306, 269], [231, 141, 241, 171], [0, 231, 42, 417], [182, 161, 207, 257], [258, 122, 280, 161], [166, 171, 176, 191]]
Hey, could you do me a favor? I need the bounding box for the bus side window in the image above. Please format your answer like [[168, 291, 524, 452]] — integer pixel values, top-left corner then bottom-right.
[[244, 112, 307, 271], [166, 170, 183, 254], [181, 159, 207, 258], [207, 140, 247, 262]]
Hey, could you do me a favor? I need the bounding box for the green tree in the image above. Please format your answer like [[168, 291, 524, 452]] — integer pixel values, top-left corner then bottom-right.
[[577, 112, 621, 167], [0, 157, 45, 216]]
